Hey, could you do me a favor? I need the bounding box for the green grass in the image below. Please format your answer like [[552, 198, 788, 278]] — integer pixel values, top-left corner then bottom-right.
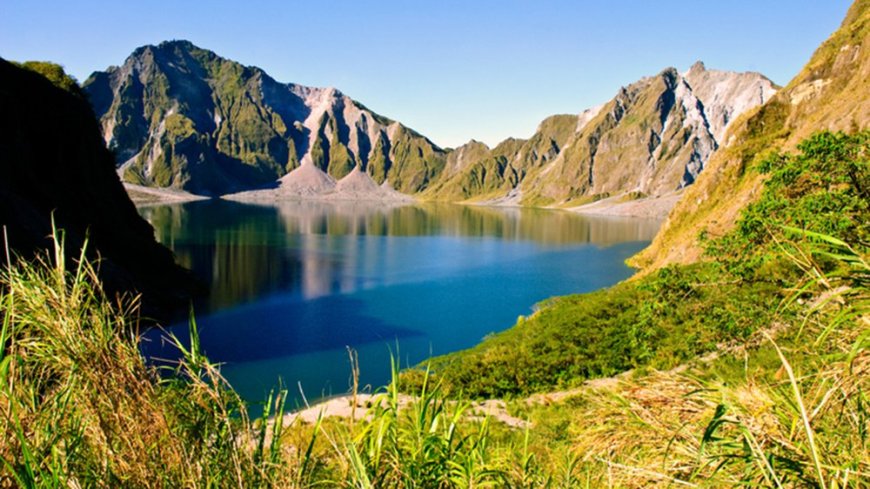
[[0, 228, 292, 487]]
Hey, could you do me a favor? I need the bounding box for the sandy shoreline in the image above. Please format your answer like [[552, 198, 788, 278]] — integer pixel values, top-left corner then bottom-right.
[[124, 183, 210, 206], [125, 174, 683, 220], [280, 392, 528, 429], [567, 192, 683, 219]]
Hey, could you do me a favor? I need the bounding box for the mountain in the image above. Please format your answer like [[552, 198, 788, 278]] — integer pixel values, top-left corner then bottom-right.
[[84, 41, 777, 205], [83, 40, 447, 197], [0, 59, 202, 319], [423, 115, 578, 202], [632, 0, 870, 270], [424, 63, 777, 208]]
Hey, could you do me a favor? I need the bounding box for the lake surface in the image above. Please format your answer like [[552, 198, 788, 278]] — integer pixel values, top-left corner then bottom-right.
[[138, 200, 660, 407]]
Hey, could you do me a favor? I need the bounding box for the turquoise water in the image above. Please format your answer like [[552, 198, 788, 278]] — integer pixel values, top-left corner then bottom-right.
[[138, 200, 660, 407]]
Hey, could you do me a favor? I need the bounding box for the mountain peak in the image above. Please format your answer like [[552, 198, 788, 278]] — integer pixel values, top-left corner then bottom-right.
[[688, 60, 707, 73], [131, 39, 199, 57], [157, 39, 199, 51], [656, 67, 680, 89]]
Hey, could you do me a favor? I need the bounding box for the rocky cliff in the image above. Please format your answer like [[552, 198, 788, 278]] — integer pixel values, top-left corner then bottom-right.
[[84, 40, 447, 197]]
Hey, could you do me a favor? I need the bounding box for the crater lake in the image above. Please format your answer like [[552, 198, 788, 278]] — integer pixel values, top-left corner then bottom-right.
[[138, 200, 660, 407]]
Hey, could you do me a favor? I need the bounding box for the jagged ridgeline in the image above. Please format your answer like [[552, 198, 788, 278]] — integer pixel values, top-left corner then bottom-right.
[[85, 40, 777, 203], [83, 40, 447, 196], [425, 63, 778, 206]]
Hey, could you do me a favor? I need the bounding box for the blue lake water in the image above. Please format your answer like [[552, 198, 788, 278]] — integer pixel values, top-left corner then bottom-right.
[[138, 200, 660, 407]]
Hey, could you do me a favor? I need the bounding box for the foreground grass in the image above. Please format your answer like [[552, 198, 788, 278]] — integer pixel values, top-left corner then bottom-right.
[[0, 238, 583, 487], [0, 235, 300, 487], [1, 223, 864, 488]]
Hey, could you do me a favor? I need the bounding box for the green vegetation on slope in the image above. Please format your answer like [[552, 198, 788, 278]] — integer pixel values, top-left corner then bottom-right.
[[505, 258, 867, 487], [424, 115, 577, 202], [327, 118, 356, 180], [13, 61, 82, 95], [418, 130, 869, 398], [388, 125, 447, 193]]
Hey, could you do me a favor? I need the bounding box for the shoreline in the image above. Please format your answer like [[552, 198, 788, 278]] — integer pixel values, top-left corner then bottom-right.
[[279, 392, 529, 429], [124, 183, 210, 206], [126, 181, 681, 220]]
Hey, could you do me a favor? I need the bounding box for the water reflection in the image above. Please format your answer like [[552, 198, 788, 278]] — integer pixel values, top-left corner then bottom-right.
[[140, 200, 660, 315]]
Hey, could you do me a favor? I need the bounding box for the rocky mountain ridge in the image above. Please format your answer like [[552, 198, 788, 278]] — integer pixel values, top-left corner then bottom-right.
[[427, 63, 777, 208], [84, 40, 446, 197], [85, 41, 777, 210]]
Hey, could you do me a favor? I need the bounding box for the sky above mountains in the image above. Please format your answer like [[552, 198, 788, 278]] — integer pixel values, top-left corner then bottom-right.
[[0, 0, 852, 148]]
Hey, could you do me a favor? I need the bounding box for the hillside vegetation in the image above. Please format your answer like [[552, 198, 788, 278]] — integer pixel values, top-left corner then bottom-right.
[[632, 0, 870, 271]]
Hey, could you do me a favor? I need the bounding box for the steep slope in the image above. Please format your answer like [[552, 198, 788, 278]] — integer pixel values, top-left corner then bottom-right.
[[423, 115, 578, 202], [84, 40, 447, 196], [424, 65, 776, 209], [632, 0, 870, 270], [683, 61, 777, 142], [0, 59, 202, 319]]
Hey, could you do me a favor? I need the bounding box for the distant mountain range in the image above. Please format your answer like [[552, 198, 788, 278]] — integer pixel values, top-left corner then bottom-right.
[[83, 41, 776, 209], [426, 62, 777, 207]]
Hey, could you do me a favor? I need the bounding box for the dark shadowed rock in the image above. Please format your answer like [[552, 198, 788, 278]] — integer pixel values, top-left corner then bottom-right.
[[0, 59, 204, 322]]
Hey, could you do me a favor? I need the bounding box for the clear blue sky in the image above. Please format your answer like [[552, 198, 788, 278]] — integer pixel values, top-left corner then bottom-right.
[[0, 1, 853, 148]]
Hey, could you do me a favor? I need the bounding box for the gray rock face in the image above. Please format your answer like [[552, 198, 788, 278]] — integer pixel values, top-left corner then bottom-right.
[[683, 61, 779, 142], [426, 62, 777, 206], [84, 40, 446, 196]]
